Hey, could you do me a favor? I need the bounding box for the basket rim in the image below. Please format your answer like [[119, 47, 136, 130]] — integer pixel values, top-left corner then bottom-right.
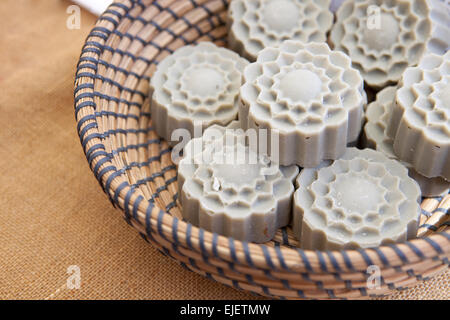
[[73, 0, 450, 276]]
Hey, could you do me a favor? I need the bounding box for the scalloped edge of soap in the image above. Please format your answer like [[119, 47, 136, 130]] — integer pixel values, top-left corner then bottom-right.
[[363, 86, 449, 196], [388, 52, 450, 180]]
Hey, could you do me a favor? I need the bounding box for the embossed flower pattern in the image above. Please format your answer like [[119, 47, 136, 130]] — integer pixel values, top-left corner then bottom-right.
[[240, 41, 366, 167], [228, 0, 333, 61], [389, 52, 450, 180], [293, 148, 421, 250], [364, 86, 449, 196], [150, 42, 248, 145], [330, 0, 434, 88]]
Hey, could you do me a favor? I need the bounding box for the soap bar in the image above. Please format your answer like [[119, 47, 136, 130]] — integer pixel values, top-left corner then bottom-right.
[[227, 0, 333, 61], [364, 86, 449, 197], [388, 52, 450, 180], [239, 41, 366, 167], [292, 148, 421, 250], [330, 0, 446, 89], [149, 42, 249, 146], [178, 121, 299, 243]]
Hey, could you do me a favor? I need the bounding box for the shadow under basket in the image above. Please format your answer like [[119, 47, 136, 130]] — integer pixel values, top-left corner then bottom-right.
[[74, 0, 450, 299]]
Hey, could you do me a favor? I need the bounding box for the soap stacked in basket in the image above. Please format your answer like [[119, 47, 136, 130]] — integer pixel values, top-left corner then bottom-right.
[[147, 0, 449, 249]]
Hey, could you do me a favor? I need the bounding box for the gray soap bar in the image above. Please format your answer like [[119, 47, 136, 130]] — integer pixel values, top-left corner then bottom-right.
[[239, 41, 366, 168], [178, 121, 299, 243], [363, 86, 449, 197], [227, 0, 333, 61], [330, 0, 443, 89], [388, 52, 450, 180], [150, 42, 249, 146], [292, 148, 421, 250]]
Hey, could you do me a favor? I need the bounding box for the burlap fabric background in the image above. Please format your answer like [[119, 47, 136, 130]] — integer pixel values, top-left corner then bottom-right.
[[0, 0, 448, 300]]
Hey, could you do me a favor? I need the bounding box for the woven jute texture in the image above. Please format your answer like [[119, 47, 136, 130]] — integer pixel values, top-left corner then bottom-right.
[[0, 0, 448, 300]]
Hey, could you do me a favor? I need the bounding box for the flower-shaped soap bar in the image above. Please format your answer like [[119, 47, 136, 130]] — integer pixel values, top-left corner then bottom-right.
[[150, 42, 249, 146], [178, 122, 299, 243], [330, 0, 443, 88], [364, 86, 449, 196], [388, 52, 450, 180], [227, 0, 333, 61], [239, 41, 366, 167], [293, 148, 421, 250]]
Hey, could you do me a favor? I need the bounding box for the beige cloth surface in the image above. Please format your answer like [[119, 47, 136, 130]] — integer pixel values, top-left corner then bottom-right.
[[0, 0, 448, 300]]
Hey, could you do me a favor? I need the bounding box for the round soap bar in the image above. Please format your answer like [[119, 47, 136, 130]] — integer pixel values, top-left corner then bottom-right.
[[178, 122, 299, 243], [227, 0, 333, 61], [149, 42, 249, 146], [239, 41, 367, 167], [330, 0, 447, 89], [364, 86, 449, 197], [292, 148, 421, 250], [388, 52, 450, 180]]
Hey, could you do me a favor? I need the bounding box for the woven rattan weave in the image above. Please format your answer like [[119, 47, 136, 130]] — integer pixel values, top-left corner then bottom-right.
[[74, 0, 449, 299]]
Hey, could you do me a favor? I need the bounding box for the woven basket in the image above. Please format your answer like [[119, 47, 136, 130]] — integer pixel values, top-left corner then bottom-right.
[[74, 0, 450, 299]]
